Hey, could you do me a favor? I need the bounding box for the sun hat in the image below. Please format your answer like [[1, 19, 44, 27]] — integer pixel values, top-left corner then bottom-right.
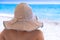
[[3, 3, 43, 31]]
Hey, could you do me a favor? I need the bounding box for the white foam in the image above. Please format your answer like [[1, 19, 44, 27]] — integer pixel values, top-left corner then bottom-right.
[[0, 13, 14, 18]]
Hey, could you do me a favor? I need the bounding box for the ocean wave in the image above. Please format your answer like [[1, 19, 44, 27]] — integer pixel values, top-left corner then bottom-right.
[[0, 13, 13, 18]]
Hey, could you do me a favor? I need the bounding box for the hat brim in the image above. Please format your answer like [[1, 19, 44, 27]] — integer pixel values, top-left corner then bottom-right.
[[3, 18, 43, 31]]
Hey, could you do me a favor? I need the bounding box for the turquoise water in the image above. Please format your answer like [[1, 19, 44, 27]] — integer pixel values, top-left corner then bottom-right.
[[0, 4, 60, 20]]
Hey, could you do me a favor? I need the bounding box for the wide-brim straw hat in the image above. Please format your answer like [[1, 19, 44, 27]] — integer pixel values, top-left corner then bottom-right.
[[3, 3, 43, 31]]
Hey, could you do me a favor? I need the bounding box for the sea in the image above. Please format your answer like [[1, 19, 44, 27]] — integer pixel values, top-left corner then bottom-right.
[[0, 4, 60, 21]]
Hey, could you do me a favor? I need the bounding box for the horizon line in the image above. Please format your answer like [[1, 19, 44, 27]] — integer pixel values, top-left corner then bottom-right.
[[0, 2, 60, 4]]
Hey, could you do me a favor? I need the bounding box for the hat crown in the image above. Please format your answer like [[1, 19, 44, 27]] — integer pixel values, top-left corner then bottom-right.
[[14, 3, 33, 19], [3, 3, 43, 32]]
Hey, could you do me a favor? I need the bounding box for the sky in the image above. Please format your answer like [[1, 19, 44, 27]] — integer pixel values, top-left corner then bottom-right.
[[0, 0, 60, 4], [0, 0, 60, 2]]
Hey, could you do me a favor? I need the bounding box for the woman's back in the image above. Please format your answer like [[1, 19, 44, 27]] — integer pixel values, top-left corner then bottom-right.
[[0, 29, 44, 40]]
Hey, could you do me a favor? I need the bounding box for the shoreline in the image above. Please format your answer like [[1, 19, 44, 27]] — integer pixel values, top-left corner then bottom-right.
[[0, 13, 60, 23], [0, 14, 13, 18]]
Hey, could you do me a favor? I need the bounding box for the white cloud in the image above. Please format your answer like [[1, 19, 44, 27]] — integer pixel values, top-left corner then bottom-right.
[[0, 2, 60, 4]]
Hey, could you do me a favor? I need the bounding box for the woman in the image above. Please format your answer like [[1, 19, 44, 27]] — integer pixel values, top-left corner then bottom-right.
[[0, 3, 44, 40]]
